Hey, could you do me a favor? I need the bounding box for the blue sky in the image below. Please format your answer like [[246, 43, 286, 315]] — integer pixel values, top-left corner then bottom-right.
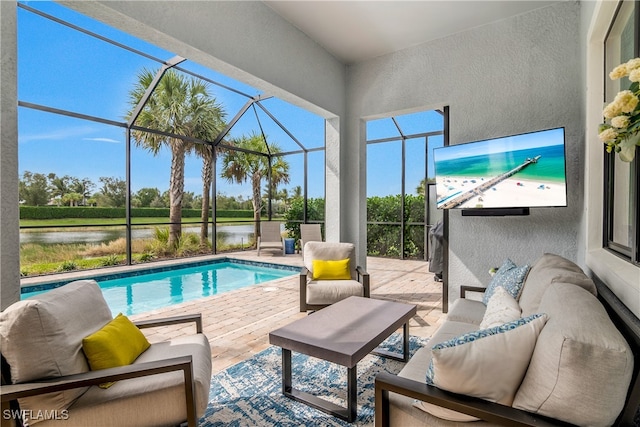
[[17, 1, 441, 200]]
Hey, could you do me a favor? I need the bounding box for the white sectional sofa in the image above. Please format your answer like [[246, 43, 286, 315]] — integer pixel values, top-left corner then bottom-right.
[[375, 253, 640, 427]]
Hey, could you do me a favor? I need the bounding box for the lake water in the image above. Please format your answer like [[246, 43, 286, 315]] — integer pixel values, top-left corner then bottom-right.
[[20, 224, 257, 246]]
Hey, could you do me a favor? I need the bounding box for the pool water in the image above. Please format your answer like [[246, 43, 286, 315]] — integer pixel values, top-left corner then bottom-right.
[[21, 260, 297, 316]]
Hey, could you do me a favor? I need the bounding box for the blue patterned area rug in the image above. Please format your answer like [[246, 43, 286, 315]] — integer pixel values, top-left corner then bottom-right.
[[201, 334, 429, 426]]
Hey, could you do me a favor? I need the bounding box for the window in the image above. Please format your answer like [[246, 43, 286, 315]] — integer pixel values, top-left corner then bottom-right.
[[603, 0, 639, 264]]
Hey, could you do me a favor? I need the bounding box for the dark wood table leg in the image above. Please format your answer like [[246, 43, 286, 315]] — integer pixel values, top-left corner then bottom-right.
[[282, 348, 292, 394], [402, 321, 409, 362], [347, 365, 357, 422], [281, 348, 356, 422], [372, 322, 410, 362]]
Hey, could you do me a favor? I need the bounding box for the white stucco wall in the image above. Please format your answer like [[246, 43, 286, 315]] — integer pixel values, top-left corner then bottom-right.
[[0, 1, 20, 310], [346, 1, 585, 304]]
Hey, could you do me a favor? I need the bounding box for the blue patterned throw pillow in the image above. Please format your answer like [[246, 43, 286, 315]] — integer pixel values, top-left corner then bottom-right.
[[482, 259, 530, 305], [426, 313, 547, 387]]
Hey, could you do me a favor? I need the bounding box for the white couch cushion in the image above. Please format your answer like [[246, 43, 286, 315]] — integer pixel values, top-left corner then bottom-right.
[[426, 314, 548, 406], [513, 283, 633, 427], [445, 298, 486, 325], [0, 280, 113, 425], [479, 286, 521, 329], [519, 253, 596, 317]]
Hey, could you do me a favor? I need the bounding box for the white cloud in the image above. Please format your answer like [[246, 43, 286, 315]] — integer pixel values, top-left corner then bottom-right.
[[83, 137, 121, 144], [19, 126, 121, 144]]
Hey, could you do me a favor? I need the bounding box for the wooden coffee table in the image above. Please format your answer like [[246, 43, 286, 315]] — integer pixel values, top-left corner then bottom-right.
[[268, 296, 417, 422]]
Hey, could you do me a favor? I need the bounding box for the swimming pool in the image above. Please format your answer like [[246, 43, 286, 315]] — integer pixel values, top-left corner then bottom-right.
[[21, 258, 298, 316]]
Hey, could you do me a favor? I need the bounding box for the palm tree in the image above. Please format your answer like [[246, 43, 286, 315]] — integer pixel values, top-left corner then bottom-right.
[[126, 68, 225, 248], [192, 111, 226, 246], [47, 173, 70, 203], [220, 132, 290, 240]]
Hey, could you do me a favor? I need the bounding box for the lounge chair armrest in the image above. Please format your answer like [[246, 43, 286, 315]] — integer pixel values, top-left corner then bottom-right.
[[300, 266, 309, 278], [134, 313, 203, 333], [374, 372, 573, 427], [356, 266, 371, 298], [1, 356, 192, 401], [1, 356, 198, 426], [299, 267, 309, 311], [460, 285, 486, 299]]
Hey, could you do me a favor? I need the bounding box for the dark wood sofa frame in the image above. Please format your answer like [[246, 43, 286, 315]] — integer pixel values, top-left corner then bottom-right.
[[375, 276, 640, 427], [1, 314, 204, 427]]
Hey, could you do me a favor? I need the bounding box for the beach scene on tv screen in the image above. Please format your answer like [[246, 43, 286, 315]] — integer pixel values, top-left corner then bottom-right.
[[434, 128, 567, 209]]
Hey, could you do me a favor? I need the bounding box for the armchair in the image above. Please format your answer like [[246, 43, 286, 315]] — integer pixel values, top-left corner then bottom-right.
[[299, 241, 370, 312], [0, 280, 212, 427]]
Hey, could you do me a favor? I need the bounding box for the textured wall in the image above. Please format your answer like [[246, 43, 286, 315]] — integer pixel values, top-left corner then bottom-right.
[[0, 1, 21, 308], [346, 1, 584, 305]]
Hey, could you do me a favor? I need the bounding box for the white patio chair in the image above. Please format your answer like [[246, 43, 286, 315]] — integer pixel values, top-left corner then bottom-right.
[[299, 241, 370, 311]]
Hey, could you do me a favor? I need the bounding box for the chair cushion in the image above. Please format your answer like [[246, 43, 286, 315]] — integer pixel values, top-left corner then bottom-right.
[[479, 286, 521, 329], [311, 258, 351, 280], [36, 334, 213, 427], [426, 314, 548, 407], [482, 259, 529, 305], [306, 280, 363, 305], [513, 283, 633, 426], [82, 313, 151, 388], [519, 253, 596, 317], [304, 242, 356, 280], [0, 280, 113, 425]]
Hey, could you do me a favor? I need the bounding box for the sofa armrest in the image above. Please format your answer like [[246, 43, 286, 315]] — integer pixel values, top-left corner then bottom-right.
[[460, 285, 486, 299], [1, 356, 198, 427], [374, 372, 575, 427], [134, 313, 203, 333], [356, 266, 371, 298]]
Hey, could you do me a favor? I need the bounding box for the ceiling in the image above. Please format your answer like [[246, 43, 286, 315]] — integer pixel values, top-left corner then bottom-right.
[[264, 1, 562, 65]]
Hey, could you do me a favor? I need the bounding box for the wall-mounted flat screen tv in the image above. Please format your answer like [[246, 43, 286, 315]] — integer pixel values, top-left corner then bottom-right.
[[434, 127, 567, 210]]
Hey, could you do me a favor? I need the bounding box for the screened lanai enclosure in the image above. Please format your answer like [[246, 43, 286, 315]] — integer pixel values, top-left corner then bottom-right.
[[17, 2, 444, 276]]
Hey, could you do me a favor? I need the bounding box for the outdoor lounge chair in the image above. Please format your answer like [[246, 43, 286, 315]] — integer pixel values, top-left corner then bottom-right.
[[257, 221, 284, 255], [299, 224, 323, 258], [300, 241, 370, 311], [0, 280, 212, 427]]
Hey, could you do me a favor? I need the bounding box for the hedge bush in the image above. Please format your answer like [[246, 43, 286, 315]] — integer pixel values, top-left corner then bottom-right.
[[20, 206, 253, 220]]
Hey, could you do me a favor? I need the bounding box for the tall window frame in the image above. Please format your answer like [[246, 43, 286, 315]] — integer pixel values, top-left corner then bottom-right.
[[603, 0, 640, 265]]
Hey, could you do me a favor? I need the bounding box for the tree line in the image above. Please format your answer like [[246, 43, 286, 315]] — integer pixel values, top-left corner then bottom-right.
[[19, 171, 305, 214]]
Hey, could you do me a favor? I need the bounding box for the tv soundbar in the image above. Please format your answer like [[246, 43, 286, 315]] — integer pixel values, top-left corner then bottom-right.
[[461, 207, 530, 216]]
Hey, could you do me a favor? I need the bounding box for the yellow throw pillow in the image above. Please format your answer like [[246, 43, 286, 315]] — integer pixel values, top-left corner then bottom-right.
[[312, 258, 351, 280], [82, 313, 151, 388]]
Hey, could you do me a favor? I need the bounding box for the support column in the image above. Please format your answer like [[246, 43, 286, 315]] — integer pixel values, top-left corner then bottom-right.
[[1, 1, 21, 309], [325, 117, 340, 242]]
